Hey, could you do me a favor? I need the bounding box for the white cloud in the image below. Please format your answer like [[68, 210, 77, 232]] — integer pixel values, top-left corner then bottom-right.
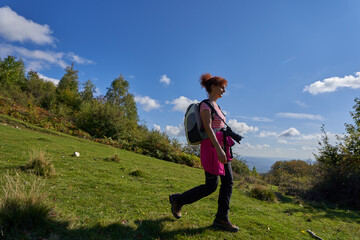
[[160, 74, 171, 86], [276, 112, 324, 121], [277, 139, 288, 144], [0, 6, 55, 45], [153, 124, 161, 132], [17, 46, 67, 68], [279, 127, 300, 137], [294, 100, 308, 108], [228, 119, 259, 135], [238, 115, 273, 122], [302, 146, 317, 151], [304, 72, 360, 95], [252, 117, 273, 122], [259, 131, 277, 138], [67, 52, 94, 65], [281, 56, 296, 65], [38, 73, 59, 85], [134, 95, 161, 111], [26, 61, 46, 72], [0, 42, 13, 56], [0, 43, 94, 71], [165, 124, 184, 137], [241, 143, 270, 150], [169, 96, 198, 113], [94, 87, 101, 96], [301, 133, 322, 140]]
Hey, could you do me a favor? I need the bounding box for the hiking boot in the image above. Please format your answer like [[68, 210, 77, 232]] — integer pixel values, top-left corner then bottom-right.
[[169, 194, 182, 219], [213, 217, 239, 232]]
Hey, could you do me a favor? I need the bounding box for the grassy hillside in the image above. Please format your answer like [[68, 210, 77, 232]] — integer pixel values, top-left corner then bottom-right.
[[0, 118, 359, 239]]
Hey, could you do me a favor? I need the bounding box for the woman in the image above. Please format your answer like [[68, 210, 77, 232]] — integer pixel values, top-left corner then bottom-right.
[[169, 73, 238, 232]]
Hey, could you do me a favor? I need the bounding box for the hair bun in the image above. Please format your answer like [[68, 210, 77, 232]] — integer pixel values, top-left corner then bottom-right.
[[200, 73, 212, 88]]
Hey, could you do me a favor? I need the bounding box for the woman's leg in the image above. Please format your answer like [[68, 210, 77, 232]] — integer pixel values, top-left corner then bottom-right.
[[177, 171, 219, 205], [213, 162, 238, 232], [169, 171, 218, 219], [216, 162, 233, 220]]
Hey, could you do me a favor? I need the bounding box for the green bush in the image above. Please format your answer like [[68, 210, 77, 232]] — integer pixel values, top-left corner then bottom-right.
[[231, 158, 251, 181], [269, 160, 312, 186], [76, 100, 130, 139], [310, 112, 360, 209], [129, 169, 146, 178], [278, 174, 312, 197], [249, 184, 276, 202]]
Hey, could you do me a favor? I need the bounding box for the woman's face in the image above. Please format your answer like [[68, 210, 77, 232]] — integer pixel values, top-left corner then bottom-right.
[[211, 84, 226, 98]]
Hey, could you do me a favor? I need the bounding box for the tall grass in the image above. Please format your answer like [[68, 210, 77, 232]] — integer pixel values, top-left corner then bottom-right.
[[0, 171, 52, 235], [24, 149, 56, 177]]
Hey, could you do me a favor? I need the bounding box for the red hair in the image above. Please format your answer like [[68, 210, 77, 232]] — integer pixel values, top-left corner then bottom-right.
[[200, 73, 228, 94]]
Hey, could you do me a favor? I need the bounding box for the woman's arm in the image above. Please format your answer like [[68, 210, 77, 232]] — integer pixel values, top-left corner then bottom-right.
[[200, 108, 227, 164]]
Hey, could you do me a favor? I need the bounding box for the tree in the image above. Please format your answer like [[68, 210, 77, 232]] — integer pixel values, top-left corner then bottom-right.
[[56, 63, 80, 109], [0, 55, 26, 90], [81, 80, 96, 102], [341, 97, 360, 171], [312, 97, 360, 208], [25, 71, 44, 99], [105, 75, 138, 123], [77, 98, 126, 138]]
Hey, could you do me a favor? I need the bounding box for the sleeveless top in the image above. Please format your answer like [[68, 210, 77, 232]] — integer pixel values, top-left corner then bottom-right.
[[199, 101, 225, 129]]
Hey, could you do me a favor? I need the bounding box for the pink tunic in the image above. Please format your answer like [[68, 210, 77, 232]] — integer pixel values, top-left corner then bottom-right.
[[199, 101, 235, 175]]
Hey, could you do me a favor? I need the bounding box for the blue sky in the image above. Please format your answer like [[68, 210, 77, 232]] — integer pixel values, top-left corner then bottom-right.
[[1, 0, 360, 160]]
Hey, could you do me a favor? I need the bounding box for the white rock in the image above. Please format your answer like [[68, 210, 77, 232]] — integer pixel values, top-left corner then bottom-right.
[[74, 152, 80, 157]]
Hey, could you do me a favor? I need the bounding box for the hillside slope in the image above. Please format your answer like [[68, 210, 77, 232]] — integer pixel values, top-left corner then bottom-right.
[[0, 120, 359, 239]]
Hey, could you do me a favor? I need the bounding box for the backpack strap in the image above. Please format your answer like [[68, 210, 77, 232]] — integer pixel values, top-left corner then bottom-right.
[[200, 99, 228, 128], [200, 99, 216, 120]]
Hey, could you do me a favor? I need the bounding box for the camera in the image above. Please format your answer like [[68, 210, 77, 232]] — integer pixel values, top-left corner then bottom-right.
[[225, 127, 243, 144]]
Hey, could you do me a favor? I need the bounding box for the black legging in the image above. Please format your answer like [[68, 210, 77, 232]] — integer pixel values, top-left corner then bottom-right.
[[177, 162, 233, 220]]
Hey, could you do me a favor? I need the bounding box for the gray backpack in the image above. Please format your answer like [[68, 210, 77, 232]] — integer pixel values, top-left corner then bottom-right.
[[184, 100, 217, 145]]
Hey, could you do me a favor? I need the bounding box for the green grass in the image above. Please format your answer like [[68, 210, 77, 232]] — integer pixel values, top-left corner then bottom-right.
[[0, 117, 359, 239]]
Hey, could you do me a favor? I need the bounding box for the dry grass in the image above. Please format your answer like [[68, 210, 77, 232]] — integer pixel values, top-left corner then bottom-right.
[[0, 171, 52, 235], [24, 149, 56, 177]]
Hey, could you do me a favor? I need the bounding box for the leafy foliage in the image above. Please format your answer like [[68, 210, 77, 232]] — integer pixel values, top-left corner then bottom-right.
[[81, 80, 96, 102], [0, 56, 26, 90], [105, 75, 138, 123], [231, 157, 251, 181], [76, 99, 128, 139], [56, 63, 81, 109], [311, 99, 360, 208]]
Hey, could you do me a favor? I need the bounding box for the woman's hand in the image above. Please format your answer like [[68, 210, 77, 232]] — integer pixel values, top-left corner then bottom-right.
[[216, 148, 227, 164]]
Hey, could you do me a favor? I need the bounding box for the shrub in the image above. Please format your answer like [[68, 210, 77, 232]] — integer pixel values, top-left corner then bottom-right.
[[249, 184, 276, 202], [278, 174, 312, 197], [231, 158, 251, 181], [106, 154, 121, 162], [23, 150, 56, 177], [309, 121, 360, 209], [0, 172, 51, 235], [129, 169, 146, 178], [269, 160, 312, 186]]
